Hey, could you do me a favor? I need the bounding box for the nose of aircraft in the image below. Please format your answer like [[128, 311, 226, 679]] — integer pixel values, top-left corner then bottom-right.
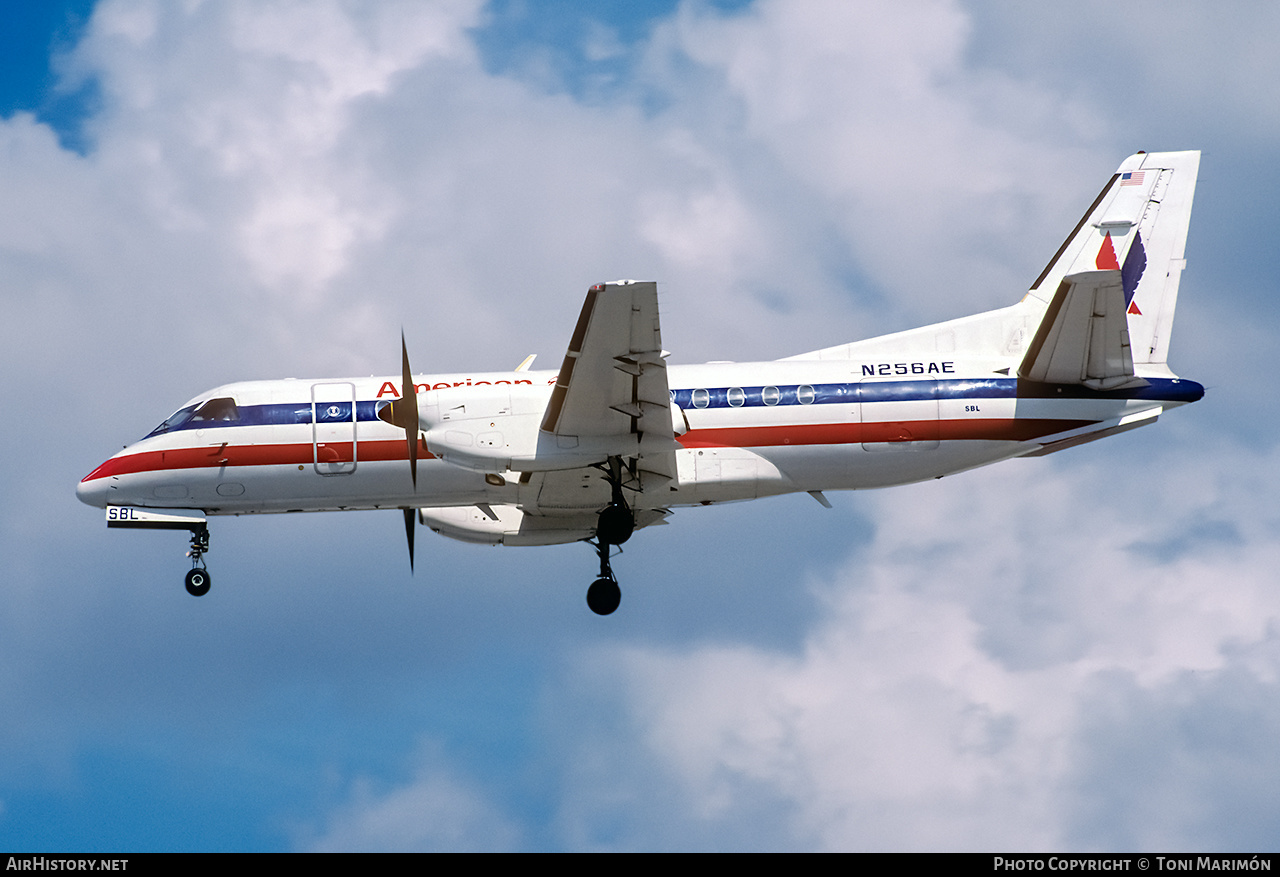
[[76, 468, 111, 509]]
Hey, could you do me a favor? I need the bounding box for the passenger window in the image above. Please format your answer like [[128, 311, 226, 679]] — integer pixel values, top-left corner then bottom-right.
[[797, 385, 816, 404], [692, 388, 710, 409], [761, 386, 781, 406], [727, 387, 745, 407]]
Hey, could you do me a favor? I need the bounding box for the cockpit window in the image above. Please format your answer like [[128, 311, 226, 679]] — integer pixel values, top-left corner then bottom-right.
[[191, 397, 240, 423], [147, 404, 198, 437], [145, 397, 240, 437]]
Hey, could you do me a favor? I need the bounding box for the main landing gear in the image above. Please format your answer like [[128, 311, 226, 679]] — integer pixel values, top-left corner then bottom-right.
[[585, 457, 635, 616], [586, 543, 623, 616], [184, 525, 211, 597]]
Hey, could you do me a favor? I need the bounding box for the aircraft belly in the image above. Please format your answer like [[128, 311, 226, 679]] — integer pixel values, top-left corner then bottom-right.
[[224, 458, 505, 513], [676, 446, 784, 503], [103, 456, 508, 515], [751, 441, 1027, 491], [655, 440, 1028, 507]]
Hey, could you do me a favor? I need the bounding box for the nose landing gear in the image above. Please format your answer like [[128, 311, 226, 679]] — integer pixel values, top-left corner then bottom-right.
[[104, 507, 215, 598], [184, 566, 211, 597], [184, 525, 211, 597]]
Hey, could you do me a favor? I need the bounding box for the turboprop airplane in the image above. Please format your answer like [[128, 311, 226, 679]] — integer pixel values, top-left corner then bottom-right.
[[78, 150, 1204, 615]]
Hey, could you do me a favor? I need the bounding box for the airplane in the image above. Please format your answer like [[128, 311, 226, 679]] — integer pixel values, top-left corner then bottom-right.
[[77, 150, 1204, 615]]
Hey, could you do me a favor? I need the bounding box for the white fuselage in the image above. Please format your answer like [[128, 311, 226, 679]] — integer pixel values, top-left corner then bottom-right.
[[75, 149, 1206, 585], [76, 357, 1202, 519]]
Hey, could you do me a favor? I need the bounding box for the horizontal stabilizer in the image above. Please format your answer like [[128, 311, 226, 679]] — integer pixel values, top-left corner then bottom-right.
[[1019, 270, 1143, 389], [1021, 406, 1162, 457]]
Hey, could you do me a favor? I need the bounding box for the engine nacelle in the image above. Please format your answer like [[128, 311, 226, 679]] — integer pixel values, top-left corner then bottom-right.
[[418, 504, 597, 546], [418, 384, 547, 473], [418, 384, 681, 473]]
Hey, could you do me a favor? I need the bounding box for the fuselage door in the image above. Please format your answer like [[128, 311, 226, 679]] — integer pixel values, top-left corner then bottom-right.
[[312, 382, 357, 475], [859, 378, 940, 451]]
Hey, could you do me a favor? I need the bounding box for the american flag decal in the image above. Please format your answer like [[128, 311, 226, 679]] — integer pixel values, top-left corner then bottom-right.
[[1120, 171, 1146, 187]]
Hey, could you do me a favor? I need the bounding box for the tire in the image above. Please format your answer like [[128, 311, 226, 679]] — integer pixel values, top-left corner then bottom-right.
[[586, 577, 621, 616], [596, 504, 634, 545], [185, 567, 211, 597]]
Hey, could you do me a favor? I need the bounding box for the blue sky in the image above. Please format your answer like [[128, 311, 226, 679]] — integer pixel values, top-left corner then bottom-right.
[[0, 2, 97, 150], [2, 0, 1279, 852]]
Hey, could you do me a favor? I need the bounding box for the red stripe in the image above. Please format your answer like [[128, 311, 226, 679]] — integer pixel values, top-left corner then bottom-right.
[[82, 418, 1095, 482], [81, 439, 432, 482], [677, 419, 1092, 449]]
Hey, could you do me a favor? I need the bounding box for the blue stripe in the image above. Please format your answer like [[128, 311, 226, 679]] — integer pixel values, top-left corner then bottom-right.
[[148, 377, 1203, 437], [147, 400, 388, 438], [670, 378, 1202, 409]]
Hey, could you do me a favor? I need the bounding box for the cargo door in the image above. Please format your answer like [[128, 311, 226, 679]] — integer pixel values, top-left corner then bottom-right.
[[859, 378, 940, 451]]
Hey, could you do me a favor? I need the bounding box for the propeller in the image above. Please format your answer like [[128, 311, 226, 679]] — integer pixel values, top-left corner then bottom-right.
[[403, 507, 416, 573], [378, 330, 422, 571], [400, 331, 420, 488]]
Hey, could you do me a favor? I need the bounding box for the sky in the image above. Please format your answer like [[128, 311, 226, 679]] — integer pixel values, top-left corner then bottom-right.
[[1, 0, 1279, 853]]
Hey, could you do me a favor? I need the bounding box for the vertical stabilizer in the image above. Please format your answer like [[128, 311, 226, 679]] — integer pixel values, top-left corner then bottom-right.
[[1027, 151, 1199, 367]]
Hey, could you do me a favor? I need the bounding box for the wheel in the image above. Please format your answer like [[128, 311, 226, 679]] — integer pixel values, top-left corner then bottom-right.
[[586, 577, 621, 616], [185, 567, 211, 597], [596, 504, 634, 545]]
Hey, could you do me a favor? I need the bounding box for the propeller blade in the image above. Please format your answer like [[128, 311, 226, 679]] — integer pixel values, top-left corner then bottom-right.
[[403, 507, 416, 572], [401, 331, 420, 489], [382, 334, 420, 574]]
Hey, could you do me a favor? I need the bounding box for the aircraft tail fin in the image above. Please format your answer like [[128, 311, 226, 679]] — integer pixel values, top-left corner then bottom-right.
[[1026, 150, 1200, 367]]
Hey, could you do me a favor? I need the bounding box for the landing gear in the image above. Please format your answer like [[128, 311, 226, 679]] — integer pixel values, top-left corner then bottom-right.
[[596, 502, 634, 545], [185, 566, 211, 597], [585, 457, 635, 616], [586, 534, 623, 616], [587, 575, 621, 616], [185, 525, 211, 597]]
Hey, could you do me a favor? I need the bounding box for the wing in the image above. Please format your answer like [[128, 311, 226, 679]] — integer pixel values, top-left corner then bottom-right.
[[1018, 269, 1144, 390], [539, 281, 678, 492]]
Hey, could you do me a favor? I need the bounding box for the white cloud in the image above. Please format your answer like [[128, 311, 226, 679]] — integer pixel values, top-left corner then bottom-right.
[[650, 0, 1108, 323], [300, 744, 524, 852], [1, 0, 1273, 852], [966, 0, 1280, 145], [70, 1, 486, 298], [563, 442, 1280, 850], [5, 0, 1133, 393]]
